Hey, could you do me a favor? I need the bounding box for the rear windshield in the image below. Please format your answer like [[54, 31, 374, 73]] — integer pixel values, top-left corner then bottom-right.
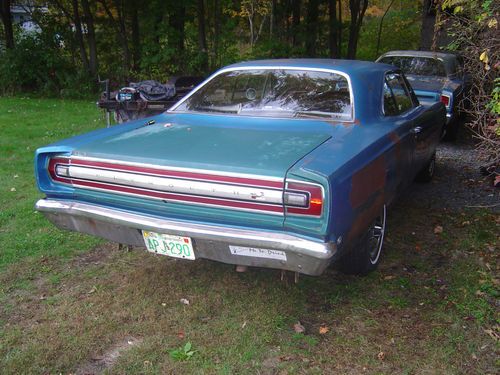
[[379, 56, 447, 77], [174, 69, 352, 120]]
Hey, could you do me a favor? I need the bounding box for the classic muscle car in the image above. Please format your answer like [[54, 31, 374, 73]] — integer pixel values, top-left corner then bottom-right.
[[35, 59, 446, 276], [376, 50, 470, 138]]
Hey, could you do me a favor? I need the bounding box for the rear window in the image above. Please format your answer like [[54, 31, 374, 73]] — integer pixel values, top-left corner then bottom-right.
[[174, 69, 353, 120], [379, 56, 447, 77]]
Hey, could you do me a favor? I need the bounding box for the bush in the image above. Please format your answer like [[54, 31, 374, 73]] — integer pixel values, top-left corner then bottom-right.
[[0, 33, 96, 98], [442, 0, 499, 165]]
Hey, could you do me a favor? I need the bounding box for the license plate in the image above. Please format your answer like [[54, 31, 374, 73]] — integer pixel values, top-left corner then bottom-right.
[[142, 231, 195, 260]]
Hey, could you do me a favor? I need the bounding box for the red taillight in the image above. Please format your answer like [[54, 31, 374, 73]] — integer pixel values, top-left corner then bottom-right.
[[285, 181, 323, 217], [440, 94, 450, 107]]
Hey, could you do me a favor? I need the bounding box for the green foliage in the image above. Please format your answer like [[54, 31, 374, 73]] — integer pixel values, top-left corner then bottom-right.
[[0, 0, 423, 96], [0, 32, 95, 98], [357, 7, 421, 60], [169, 342, 196, 361]]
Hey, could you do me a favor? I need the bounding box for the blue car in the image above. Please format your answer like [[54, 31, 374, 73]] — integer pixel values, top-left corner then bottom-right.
[[35, 59, 446, 276], [376, 50, 471, 138]]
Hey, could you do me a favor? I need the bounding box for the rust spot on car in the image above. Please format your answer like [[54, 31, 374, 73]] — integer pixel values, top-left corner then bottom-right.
[[349, 156, 386, 209], [347, 194, 385, 241], [388, 131, 400, 144]]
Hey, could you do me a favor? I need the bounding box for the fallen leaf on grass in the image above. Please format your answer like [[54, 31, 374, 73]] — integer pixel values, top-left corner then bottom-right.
[[319, 325, 329, 335], [434, 225, 443, 234], [494, 175, 500, 187], [384, 275, 396, 280], [484, 327, 500, 342], [377, 351, 385, 360], [87, 286, 97, 294], [293, 322, 305, 333], [461, 221, 471, 226]]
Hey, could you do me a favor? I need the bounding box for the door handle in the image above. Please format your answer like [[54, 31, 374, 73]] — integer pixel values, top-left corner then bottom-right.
[[411, 126, 423, 134]]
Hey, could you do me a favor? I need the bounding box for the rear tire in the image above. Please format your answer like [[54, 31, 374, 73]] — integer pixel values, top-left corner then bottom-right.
[[338, 205, 386, 276], [415, 152, 436, 183]]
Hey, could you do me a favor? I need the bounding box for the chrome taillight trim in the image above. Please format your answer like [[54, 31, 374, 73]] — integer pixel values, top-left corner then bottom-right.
[[58, 165, 284, 205], [48, 156, 325, 217]]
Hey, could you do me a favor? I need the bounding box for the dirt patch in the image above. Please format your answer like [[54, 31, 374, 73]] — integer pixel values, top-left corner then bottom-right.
[[75, 336, 142, 375]]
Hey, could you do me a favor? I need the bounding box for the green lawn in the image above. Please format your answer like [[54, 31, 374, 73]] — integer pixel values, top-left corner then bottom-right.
[[0, 98, 498, 374], [0, 97, 104, 268]]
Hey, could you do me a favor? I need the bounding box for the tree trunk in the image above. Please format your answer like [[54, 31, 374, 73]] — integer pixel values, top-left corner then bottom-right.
[[291, 0, 300, 47], [338, 0, 342, 58], [81, 0, 98, 77], [0, 0, 14, 49], [375, 0, 395, 57], [169, 3, 185, 52], [420, 0, 435, 50], [101, 0, 131, 78], [305, 0, 319, 57], [328, 0, 338, 58], [270, 0, 276, 38], [213, 0, 221, 69], [71, 0, 90, 73], [197, 0, 208, 72], [347, 0, 368, 59], [130, 0, 141, 72]]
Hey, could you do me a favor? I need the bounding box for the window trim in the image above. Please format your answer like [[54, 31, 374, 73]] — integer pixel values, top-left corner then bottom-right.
[[169, 66, 355, 122], [382, 71, 418, 117]]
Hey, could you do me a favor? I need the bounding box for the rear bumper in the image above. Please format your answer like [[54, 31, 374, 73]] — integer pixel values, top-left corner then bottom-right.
[[36, 199, 337, 276]]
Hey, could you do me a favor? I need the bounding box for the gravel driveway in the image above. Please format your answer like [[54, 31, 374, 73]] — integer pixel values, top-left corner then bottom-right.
[[399, 132, 499, 212]]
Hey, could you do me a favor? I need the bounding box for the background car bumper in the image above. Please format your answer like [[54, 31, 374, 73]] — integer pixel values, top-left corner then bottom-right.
[[35, 199, 337, 276]]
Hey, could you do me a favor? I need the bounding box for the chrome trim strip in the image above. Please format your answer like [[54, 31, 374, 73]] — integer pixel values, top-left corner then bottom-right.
[[69, 183, 285, 216], [62, 165, 284, 204], [168, 65, 355, 122], [67, 155, 284, 183], [35, 199, 335, 258]]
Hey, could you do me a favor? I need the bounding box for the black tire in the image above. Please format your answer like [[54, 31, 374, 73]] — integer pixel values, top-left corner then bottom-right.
[[337, 205, 386, 276], [415, 152, 436, 183]]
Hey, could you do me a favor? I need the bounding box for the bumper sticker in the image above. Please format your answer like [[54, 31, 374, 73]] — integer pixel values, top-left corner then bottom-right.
[[229, 246, 287, 261]]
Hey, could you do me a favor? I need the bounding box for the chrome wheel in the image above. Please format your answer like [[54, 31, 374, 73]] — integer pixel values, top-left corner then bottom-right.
[[368, 205, 386, 265]]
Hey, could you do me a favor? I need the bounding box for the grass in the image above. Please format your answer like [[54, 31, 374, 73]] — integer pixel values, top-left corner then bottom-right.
[[0, 97, 498, 374], [0, 97, 104, 269]]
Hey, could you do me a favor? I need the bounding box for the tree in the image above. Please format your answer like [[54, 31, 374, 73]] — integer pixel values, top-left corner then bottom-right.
[[328, 0, 341, 58], [347, 0, 368, 59], [305, 0, 319, 56], [197, 0, 208, 71], [99, 0, 131, 78], [291, 0, 300, 47], [0, 0, 14, 49], [129, 0, 141, 72], [81, 0, 98, 77], [375, 0, 395, 57]]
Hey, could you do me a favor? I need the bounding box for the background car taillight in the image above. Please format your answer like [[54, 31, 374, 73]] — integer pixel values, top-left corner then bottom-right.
[[284, 182, 323, 217], [440, 94, 450, 108]]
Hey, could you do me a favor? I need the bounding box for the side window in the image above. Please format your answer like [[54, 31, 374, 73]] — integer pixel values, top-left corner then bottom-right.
[[383, 81, 398, 116], [385, 73, 414, 114]]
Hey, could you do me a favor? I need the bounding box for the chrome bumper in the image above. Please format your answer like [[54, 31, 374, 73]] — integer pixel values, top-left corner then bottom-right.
[[35, 199, 336, 276]]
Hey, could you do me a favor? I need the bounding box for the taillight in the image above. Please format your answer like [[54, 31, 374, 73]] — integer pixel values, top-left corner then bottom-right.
[[285, 181, 323, 217], [440, 94, 450, 108]]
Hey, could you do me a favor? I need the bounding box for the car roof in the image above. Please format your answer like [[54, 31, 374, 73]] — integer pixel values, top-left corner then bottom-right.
[[222, 58, 394, 76], [377, 50, 458, 62]]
